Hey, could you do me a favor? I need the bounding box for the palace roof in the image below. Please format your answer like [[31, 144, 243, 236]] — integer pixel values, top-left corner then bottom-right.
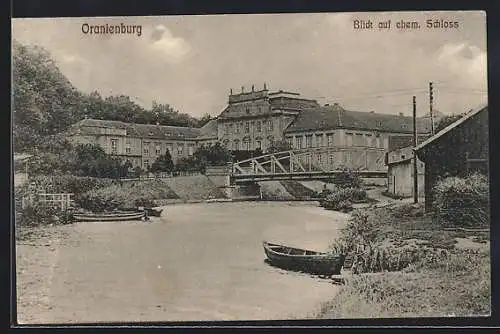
[[284, 104, 433, 134]]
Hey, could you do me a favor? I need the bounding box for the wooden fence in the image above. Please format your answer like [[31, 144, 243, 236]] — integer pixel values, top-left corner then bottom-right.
[[22, 193, 74, 210]]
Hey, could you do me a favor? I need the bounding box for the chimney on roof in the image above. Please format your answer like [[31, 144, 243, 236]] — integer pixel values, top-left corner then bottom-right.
[[399, 112, 404, 116], [370, 110, 375, 113], [230, 88, 233, 95], [241, 86, 244, 93], [252, 85, 255, 92], [263, 82, 267, 90], [324, 103, 329, 107]]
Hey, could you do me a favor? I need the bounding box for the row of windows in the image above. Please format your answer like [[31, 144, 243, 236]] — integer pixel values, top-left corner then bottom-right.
[[225, 120, 274, 135], [223, 137, 274, 151], [109, 139, 194, 156], [287, 132, 386, 149], [288, 134, 335, 149]]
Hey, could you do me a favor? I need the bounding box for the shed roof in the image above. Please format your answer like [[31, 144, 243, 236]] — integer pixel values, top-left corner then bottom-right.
[[414, 104, 488, 152]]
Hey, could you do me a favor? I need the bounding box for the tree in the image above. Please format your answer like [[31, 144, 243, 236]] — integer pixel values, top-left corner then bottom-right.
[[12, 40, 83, 152], [267, 139, 292, 153], [150, 151, 174, 173], [198, 113, 213, 127], [435, 113, 466, 133], [72, 144, 130, 179], [193, 142, 232, 166]]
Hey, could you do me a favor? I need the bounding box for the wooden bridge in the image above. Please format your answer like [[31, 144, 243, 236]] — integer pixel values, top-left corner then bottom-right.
[[231, 146, 388, 183]]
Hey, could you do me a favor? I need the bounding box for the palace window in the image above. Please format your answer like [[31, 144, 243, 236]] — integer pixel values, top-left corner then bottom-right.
[[256, 140, 262, 150], [143, 142, 150, 155], [125, 140, 131, 154], [166, 144, 173, 154], [155, 143, 161, 156], [296, 136, 303, 149], [345, 133, 353, 147], [244, 138, 251, 150], [316, 134, 323, 147], [188, 144, 194, 156], [306, 135, 313, 148], [245, 122, 250, 133], [355, 133, 364, 146], [110, 139, 118, 154], [327, 134, 334, 147], [286, 137, 292, 147], [236, 123, 241, 134], [268, 119, 274, 132], [256, 121, 262, 132], [177, 144, 184, 156], [233, 140, 240, 151], [144, 159, 149, 170]]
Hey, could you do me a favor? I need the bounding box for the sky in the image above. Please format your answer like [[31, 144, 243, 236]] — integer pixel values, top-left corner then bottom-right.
[[12, 11, 487, 118]]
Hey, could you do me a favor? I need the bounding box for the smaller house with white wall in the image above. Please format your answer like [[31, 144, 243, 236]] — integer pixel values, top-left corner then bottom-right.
[[385, 135, 428, 198]]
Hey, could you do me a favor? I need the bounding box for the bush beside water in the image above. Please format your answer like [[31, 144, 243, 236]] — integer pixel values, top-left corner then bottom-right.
[[75, 180, 179, 212], [434, 173, 490, 228], [318, 169, 369, 212]]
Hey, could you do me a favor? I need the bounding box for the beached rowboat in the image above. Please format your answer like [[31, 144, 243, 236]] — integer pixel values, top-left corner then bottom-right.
[[73, 211, 145, 222], [263, 241, 346, 276]]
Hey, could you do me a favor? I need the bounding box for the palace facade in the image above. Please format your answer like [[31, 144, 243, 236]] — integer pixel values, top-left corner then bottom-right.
[[66, 84, 437, 171]]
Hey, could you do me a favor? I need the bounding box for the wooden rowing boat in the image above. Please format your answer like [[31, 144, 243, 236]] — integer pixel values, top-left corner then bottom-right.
[[263, 241, 346, 276], [73, 211, 145, 222]]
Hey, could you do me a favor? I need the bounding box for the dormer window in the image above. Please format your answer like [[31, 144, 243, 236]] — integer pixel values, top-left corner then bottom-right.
[[149, 131, 154, 136]]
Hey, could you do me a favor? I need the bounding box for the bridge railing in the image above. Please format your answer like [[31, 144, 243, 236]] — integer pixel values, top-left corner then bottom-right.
[[232, 146, 387, 176]]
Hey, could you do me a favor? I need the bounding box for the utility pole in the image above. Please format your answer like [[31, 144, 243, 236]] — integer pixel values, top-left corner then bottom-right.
[[429, 82, 435, 135], [413, 96, 418, 203]]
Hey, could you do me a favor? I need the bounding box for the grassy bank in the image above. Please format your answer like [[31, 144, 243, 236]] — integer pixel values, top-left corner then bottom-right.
[[316, 250, 490, 318], [317, 203, 491, 318]]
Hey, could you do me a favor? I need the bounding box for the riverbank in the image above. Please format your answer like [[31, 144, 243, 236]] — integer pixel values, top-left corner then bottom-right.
[[314, 202, 491, 318]]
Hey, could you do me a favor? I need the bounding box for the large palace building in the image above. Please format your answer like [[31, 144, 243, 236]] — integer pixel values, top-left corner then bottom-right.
[[66, 84, 437, 170]]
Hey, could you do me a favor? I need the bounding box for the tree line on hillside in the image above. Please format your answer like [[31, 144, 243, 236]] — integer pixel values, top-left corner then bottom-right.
[[12, 40, 213, 154]]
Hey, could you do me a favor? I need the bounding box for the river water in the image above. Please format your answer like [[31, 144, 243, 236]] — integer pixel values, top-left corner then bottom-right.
[[17, 202, 349, 323]]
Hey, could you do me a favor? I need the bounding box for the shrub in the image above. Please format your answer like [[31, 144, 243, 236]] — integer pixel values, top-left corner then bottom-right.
[[16, 201, 73, 226], [320, 187, 367, 211], [330, 168, 362, 189], [18, 174, 116, 197], [75, 180, 178, 212], [433, 173, 489, 228], [339, 210, 380, 251]]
